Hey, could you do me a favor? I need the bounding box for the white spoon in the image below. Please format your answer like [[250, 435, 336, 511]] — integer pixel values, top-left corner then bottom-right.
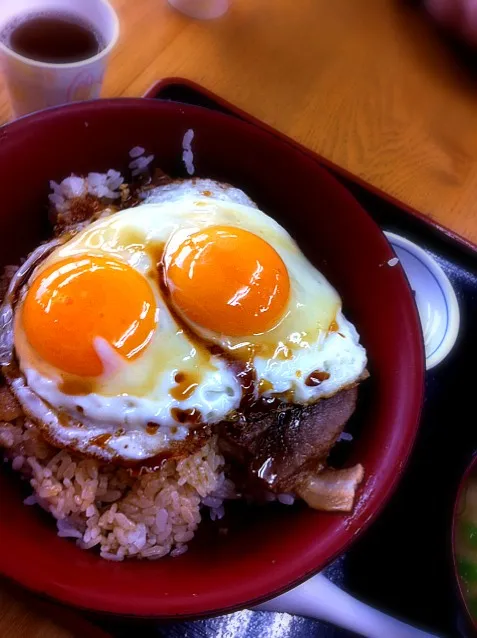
[[254, 573, 441, 638]]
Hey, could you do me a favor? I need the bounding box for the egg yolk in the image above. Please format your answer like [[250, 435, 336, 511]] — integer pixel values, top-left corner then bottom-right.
[[165, 226, 290, 336], [21, 255, 157, 377]]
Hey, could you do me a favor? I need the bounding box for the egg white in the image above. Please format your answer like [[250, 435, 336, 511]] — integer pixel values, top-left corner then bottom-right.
[[13, 179, 367, 462], [253, 310, 366, 403], [142, 178, 257, 209]]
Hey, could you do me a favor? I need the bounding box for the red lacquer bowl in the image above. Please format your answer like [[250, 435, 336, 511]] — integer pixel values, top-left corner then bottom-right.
[[0, 99, 424, 618]]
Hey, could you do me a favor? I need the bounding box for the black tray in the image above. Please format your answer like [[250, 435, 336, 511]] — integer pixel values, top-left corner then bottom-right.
[[91, 80, 477, 638]]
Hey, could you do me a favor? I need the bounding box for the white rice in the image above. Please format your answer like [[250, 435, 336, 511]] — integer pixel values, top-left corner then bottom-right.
[[49, 170, 124, 214], [0, 417, 229, 561], [338, 431, 353, 442], [129, 154, 154, 178], [129, 146, 145, 159], [182, 128, 195, 176]]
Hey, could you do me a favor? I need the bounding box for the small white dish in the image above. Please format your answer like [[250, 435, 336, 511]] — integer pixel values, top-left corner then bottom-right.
[[384, 231, 460, 370]]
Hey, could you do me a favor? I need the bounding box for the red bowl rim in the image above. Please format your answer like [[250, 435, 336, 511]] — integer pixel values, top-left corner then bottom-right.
[[0, 98, 426, 617]]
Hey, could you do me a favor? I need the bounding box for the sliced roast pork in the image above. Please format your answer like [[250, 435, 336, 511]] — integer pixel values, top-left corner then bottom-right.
[[219, 386, 364, 512]]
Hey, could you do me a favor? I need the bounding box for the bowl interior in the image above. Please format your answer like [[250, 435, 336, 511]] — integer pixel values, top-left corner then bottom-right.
[[0, 99, 424, 617]]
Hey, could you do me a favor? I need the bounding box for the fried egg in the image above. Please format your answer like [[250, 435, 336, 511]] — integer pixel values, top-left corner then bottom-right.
[[160, 198, 367, 404], [10, 179, 367, 463]]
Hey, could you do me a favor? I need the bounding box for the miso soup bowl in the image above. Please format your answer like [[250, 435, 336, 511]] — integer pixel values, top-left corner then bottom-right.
[[453, 453, 477, 634]]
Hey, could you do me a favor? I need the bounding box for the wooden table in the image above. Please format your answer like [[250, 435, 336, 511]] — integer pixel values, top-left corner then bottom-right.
[[1, 0, 477, 635]]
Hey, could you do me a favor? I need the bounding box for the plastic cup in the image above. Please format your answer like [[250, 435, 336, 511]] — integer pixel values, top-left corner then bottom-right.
[[0, 0, 119, 117]]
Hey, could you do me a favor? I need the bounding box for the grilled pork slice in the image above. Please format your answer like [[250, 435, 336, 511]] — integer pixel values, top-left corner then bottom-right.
[[294, 465, 364, 512], [219, 387, 363, 512]]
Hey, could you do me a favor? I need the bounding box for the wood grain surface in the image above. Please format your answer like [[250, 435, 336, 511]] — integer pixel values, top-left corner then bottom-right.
[[0, 587, 71, 638], [1, 0, 477, 635]]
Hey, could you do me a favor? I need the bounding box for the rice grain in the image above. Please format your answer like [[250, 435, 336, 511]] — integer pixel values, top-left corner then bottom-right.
[[0, 412, 230, 560]]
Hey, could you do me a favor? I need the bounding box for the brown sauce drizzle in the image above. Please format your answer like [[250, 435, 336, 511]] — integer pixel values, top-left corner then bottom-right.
[[328, 319, 339, 332], [146, 241, 166, 270], [90, 433, 112, 448], [157, 258, 200, 347], [271, 388, 295, 404], [146, 422, 159, 435], [57, 411, 71, 426], [59, 377, 94, 396], [54, 194, 111, 233], [258, 378, 273, 394], [170, 371, 199, 401], [171, 407, 202, 425], [229, 359, 257, 413], [305, 370, 330, 387]]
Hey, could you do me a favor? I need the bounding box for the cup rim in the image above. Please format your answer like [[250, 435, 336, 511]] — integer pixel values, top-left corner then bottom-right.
[[0, 0, 119, 70]]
